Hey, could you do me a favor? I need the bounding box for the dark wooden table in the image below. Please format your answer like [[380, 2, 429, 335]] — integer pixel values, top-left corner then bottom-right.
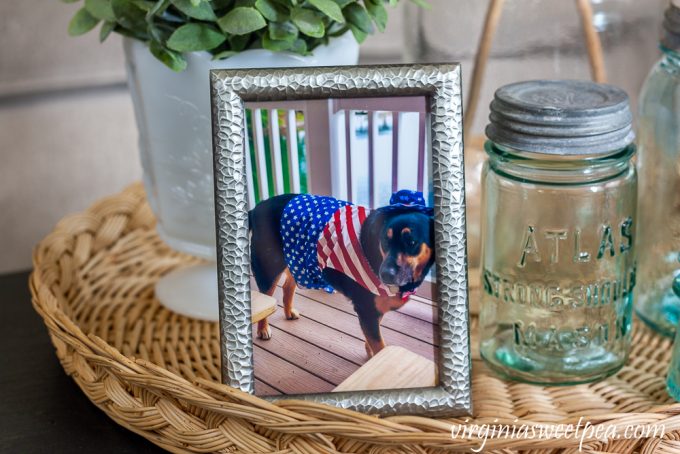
[[0, 271, 165, 453]]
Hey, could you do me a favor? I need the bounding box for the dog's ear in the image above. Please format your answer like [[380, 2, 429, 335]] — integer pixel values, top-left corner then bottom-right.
[[361, 210, 384, 240]]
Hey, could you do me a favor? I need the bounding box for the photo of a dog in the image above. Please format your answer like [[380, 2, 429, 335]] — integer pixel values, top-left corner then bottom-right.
[[250, 191, 435, 358], [244, 96, 439, 396]]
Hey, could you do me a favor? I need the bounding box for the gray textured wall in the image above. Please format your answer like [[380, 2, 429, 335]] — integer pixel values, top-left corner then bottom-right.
[[0, 1, 404, 274]]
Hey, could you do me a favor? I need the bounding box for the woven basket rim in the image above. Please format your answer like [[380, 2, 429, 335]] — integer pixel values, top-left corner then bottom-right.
[[29, 183, 680, 453]]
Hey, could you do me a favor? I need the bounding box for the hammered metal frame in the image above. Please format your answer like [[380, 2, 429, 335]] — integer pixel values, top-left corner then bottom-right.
[[210, 64, 470, 417]]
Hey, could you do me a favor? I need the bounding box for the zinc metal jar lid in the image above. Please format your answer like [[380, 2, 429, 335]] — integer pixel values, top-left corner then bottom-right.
[[486, 80, 635, 156]]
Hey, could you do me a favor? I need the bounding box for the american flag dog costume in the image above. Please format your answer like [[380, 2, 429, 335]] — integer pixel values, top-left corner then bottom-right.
[[280, 191, 431, 299], [250, 189, 435, 355]]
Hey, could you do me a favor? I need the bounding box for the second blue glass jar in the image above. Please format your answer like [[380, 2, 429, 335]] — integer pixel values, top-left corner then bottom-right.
[[479, 80, 638, 385], [635, 1, 680, 337]]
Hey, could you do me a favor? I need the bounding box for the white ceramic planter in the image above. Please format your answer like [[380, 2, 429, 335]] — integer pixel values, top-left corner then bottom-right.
[[124, 34, 360, 320]]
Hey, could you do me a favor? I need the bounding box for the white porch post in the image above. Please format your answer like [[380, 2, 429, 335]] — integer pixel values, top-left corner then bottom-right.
[[302, 99, 333, 196]]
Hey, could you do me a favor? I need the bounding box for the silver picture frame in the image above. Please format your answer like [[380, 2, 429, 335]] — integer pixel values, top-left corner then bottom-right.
[[210, 64, 471, 417]]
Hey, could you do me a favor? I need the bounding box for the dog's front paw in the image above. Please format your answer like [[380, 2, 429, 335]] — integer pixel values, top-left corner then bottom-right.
[[257, 326, 272, 340], [285, 308, 300, 320]]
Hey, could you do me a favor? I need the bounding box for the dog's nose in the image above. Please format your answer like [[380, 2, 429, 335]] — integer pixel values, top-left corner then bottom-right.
[[380, 266, 398, 284]]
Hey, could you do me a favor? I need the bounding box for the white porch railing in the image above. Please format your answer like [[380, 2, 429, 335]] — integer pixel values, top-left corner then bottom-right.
[[243, 96, 431, 210]]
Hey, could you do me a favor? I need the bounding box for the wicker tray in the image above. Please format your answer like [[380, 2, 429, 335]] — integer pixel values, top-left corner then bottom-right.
[[30, 184, 680, 453]]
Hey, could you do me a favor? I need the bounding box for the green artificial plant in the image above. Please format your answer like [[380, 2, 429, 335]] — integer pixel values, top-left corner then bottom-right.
[[64, 0, 427, 71]]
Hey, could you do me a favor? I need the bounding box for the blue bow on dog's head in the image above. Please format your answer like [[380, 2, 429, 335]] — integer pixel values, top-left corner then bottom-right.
[[390, 190, 427, 206], [383, 190, 434, 216]]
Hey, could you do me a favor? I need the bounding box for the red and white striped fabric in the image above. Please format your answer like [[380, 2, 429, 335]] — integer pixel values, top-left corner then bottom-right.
[[316, 204, 398, 298]]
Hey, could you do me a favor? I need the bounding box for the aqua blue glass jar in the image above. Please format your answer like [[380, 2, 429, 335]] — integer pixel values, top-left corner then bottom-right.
[[665, 274, 680, 400], [635, 1, 680, 337], [479, 80, 638, 385]]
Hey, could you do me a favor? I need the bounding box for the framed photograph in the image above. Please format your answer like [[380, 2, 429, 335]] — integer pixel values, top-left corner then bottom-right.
[[210, 64, 470, 417]]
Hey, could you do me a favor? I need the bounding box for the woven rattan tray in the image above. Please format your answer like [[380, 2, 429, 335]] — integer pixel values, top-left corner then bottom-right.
[[30, 184, 680, 453]]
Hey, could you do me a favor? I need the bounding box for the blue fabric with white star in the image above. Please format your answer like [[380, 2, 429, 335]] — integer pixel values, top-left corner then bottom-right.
[[281, 194, 351, 293]]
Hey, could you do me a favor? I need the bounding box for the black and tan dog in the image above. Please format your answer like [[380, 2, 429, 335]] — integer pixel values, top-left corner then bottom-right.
[[249, 192, 435, 357]]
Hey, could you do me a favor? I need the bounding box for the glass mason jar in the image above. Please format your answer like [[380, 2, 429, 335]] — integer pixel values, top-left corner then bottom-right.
[[635, 1, 680, 337], [403, 0, 665, 270], [479, 80, 638, 385]]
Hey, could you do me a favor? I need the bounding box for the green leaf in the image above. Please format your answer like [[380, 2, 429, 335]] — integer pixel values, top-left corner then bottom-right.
[[327, 24, 349, 37], [289, 37, 307, 54], [268, 21, 297, 41], [131, 0, 155, 11], [217, 7, 266, 35], [332, 0, 354, 7], [349, 23, 366, 43], [147, 0, 170, 17], [99, 20, 117, 41], [365, 0, 386, 32], [308, 0, 343, 23], [113, 25, 147, 39], [229, 34, 250, 51], [190, 0, 201, 5], [262, 33, 292, 51], [171, 0, 217, 20], [111, 0, 147, 32], [85, 0, 116, 20], [291, 7, 324, 38], [212, 49, 237, 60], [343, 3, 373, 34], [68, 8, 100, 36], [255, 0, 287, 21], [147, 23, 165, 42], [149, 40, 188, 71], [167, 23, 226, 51]]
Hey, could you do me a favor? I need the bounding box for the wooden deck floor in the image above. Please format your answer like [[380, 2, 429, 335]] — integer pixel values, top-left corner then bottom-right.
[[251, 279, 439, 396]]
